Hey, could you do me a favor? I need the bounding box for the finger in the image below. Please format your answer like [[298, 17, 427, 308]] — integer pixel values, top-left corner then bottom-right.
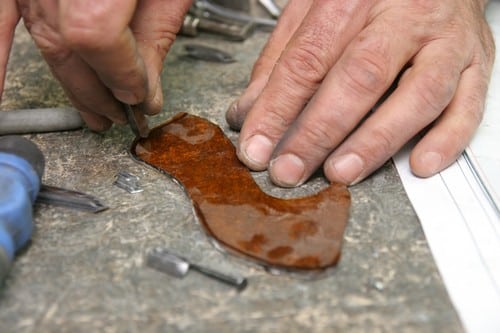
[[51, 53, 121, 131], [79, 110, 112, 132], [28, 18, 126, 129], [410, 64, 490, 177], [0, 0, 20, 102], [59, 0, 147, 105], [19, 0, 121, 129], [225, 0, 313, 129], [324, 42, 467, 185], [26, 0, 139, 129], [130, 0, 191, 115], [236, 1, 370, 171], [267, 21, 417, 187]]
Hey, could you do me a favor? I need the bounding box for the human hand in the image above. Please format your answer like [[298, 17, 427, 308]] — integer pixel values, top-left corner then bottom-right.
[[226, 0, 495, 186], [0, 0, 20, 103], [9, 0, 192, 131]]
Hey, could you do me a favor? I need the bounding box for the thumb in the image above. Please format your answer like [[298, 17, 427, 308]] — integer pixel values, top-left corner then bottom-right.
[[131, 0, 192, 115]]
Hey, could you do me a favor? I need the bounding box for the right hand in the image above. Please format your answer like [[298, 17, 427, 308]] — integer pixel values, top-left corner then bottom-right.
[[226, 0, 495, 186]]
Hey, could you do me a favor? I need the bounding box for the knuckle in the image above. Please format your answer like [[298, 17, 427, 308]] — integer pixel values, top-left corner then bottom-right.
[[478, 26, 496, 68], [266, 107, 293, 132], [30, 24, 72, 65], [411, 0, 446, 22], [297, 119, 337, 154], [61, 8, 118, 49], [413, 68, 456, 114], [340, 47, 390, 96], [362, 126, 395, 163], [250, 52, 275, 80], [461, 89, 486, 126], [413, 0, 438, 11], [254, 104, 294, 139], [279, 42, 329, 89], [443, 125, 469, 152]]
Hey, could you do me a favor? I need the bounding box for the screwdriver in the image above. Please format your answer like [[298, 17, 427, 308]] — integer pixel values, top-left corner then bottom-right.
[[36, 184, 108, 213], [123, 103, 149, 138], [146, 247, 248, 291]]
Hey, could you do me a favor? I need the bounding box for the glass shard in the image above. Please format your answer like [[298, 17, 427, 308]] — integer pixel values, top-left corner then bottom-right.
[[131, 113, 351, 273]]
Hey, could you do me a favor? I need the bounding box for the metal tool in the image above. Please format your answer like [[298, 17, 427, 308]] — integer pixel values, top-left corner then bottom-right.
[[146, 247, 247, 291], [211, 0, 250, 12], [123, 103, 149, 138], [192, 0, 277, 29], [184, 44, 236, 63], [195, 0, 277, 28], [258, 0, 281, 18], [183, 0, 277, 41], [0, 108, 84, 135], [113, 171, 144, 194], [181, 13, 254, 41], [36, 185, 108, 213], [0, 136, 44, 283]]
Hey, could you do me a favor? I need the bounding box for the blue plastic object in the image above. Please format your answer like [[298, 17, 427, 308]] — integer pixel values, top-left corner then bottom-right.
[[0, 136, 44, 283]]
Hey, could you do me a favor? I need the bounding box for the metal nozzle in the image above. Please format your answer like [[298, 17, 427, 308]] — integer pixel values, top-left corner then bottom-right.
[[0, 247, 11, 285]]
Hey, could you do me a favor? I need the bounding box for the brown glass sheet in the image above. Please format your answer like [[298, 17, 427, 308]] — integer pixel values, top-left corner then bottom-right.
[[131, 113, 351, 272]]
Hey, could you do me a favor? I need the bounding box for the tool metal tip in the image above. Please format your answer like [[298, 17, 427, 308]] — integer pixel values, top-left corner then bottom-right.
[[123, 103, 150, 138]]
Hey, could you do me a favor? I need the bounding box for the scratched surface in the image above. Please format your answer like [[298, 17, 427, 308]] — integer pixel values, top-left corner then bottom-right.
[[0, 15, 463, 333]]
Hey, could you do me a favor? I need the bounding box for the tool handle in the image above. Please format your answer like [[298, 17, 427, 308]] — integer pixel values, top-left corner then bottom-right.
[[190, 263, 247, 291], [0, 136, 45, 283], [0, 108, 83, 135]]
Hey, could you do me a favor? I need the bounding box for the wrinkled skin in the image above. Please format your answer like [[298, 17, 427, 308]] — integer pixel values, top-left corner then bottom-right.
[[0, 0, 192, 131], [226, 0, 495, 186], [0, 0, 496, 187]]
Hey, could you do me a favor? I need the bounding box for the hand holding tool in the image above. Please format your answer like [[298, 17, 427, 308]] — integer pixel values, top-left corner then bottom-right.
[[0, 136, 44, 284]]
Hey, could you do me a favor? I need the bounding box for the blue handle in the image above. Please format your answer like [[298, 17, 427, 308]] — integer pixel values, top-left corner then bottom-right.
[[0, 136, 44, 283], [0, 154, 40, 257]]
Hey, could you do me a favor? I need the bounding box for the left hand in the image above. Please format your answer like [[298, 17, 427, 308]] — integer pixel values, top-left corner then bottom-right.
[[8, 0, 191, 131], [226, 0, 495, 186]]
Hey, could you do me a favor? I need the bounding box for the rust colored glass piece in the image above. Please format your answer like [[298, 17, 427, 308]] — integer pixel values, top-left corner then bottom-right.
[[131, 113, 351, 272]]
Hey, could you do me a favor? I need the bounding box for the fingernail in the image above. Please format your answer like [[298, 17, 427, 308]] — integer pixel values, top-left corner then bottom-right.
[[225, 100, 243, 130], [418, 151, 443, 175], [113, 89, 140, 105], [226, 99, 238, 114], [270, 154, 306, 187], [226, 97, 254, 130], [239, 135, 273, 170], [329, 153, 364, 185], [226, 81, 264, 130]]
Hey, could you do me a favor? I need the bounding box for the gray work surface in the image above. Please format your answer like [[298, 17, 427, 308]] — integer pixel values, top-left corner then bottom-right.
[[0, 24, 463, 333]]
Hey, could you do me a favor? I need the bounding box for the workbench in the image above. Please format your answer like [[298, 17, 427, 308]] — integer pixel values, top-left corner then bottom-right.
[[0, 21, 463, 333]]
